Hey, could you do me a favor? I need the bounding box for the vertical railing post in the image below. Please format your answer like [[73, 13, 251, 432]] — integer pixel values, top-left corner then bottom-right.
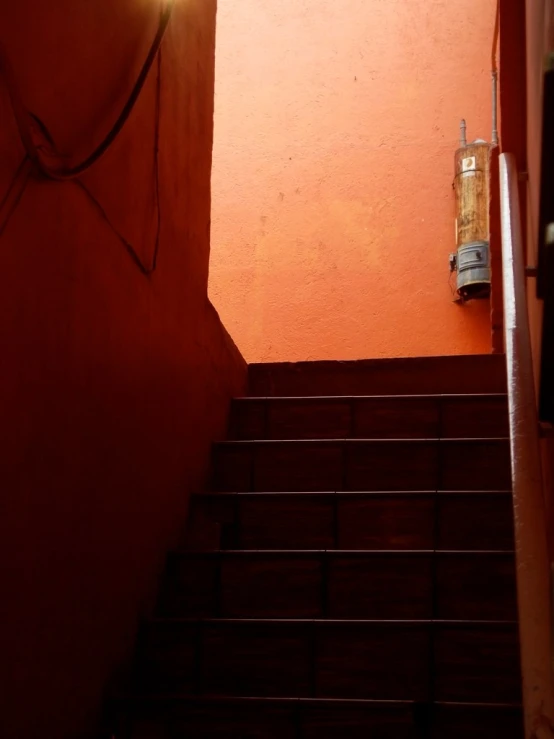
[[499, 152, 554, 739]]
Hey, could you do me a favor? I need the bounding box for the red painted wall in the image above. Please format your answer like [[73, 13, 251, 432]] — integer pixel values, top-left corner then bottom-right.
[[209, 0, 497, 362], [0, 2, 246, 738]]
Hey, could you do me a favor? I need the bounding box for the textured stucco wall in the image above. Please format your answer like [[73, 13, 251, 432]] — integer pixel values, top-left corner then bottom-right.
[[209, 0, 497, 362], [0, 2, 246, 738]]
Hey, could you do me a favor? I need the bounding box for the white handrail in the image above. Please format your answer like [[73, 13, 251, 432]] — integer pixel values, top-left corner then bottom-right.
[[499, 152, 554, 739]]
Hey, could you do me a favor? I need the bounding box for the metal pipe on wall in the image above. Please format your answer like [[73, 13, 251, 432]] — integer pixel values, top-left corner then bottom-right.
[[492, 69, 499, 146], [492, 0, 500, 145], [499, 152, 554, 739]]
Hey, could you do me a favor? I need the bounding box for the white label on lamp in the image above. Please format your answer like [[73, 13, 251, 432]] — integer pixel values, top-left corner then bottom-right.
[[462, 156, 476, 172]]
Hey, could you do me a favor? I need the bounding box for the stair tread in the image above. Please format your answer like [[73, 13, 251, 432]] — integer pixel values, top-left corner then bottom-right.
[[217, 437, 510, 443], [172, 549, 515, 555], [149, 617, 518, 625], [119, 694, 522, 708], [197, 489, 513, 496], [237, 393, 508, 400]]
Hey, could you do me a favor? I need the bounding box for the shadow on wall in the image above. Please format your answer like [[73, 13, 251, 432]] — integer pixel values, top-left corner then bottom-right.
[[0, 1, 245, 738]]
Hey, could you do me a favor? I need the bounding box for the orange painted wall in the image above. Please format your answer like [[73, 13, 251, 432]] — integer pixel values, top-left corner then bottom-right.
[[209, 0, 497, 362], [0, 2, 245, 738]]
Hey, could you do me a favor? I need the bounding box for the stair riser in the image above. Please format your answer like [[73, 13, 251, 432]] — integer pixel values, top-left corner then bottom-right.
[[230, 396, 509, 441], [191, 493, 515, 551], [121, 701, 523, 739], [160, 553, 516, 621], [138, 622, 520, 703], [212, 440, 512, 493], [248, 355, 507, 397]]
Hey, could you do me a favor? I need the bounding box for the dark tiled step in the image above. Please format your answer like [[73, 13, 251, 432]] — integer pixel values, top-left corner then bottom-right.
[[115, 696, 523, 739], [160, 550, 516, 621], [189, 491, 515, 551], [248, 355, 507, 397], [230, 394, 509, 441], [137, 619, 521, 703], [212, 439, 512, 493]]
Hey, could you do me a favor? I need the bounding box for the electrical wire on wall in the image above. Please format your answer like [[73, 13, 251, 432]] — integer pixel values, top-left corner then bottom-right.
[[74, 49, 163, 276], [0, 0, 174, 274], [0, 157, 32, 240]]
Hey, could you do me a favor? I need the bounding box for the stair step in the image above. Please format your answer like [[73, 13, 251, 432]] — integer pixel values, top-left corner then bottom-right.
[[190, 491, 515, 551], [230, 394, 509, 440], [116, 696, 523, 739], [248, 355, 507, 397], [159, 550, 516, 621], [137, 619, 521, 703], [116, 355, 521, 737], [212, 438, 512, 492]]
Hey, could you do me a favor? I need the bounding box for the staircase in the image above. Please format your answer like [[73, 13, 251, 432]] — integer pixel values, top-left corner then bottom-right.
[[116, 355, 523, 738]]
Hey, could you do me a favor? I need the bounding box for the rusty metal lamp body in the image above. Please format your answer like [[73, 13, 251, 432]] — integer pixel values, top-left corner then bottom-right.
[[451, 121, 492, 300]]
